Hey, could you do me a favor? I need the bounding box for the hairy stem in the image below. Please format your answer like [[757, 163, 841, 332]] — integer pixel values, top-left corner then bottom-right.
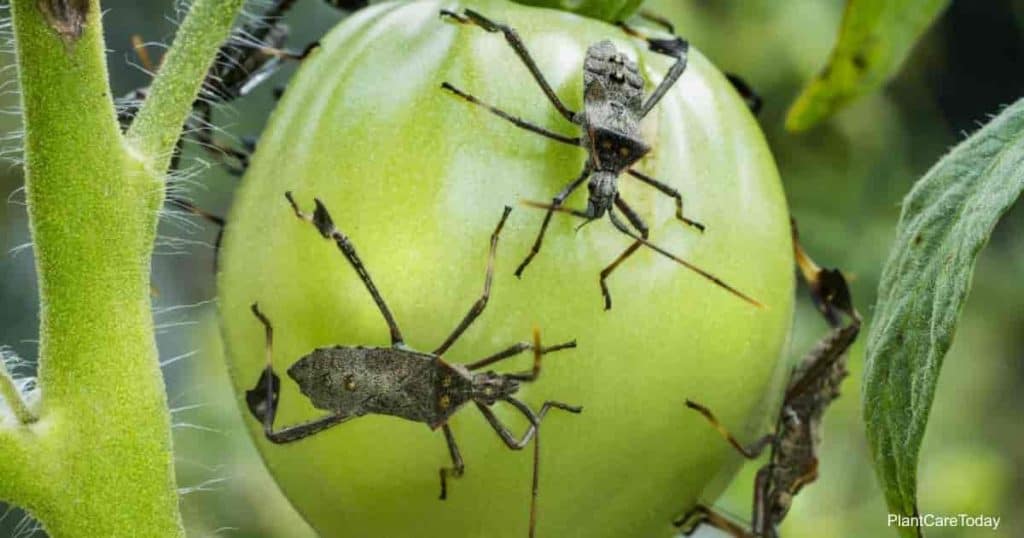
[[0, 358, 35, 425], [3, 0, 244, 534], [127, 0, 246, 172]]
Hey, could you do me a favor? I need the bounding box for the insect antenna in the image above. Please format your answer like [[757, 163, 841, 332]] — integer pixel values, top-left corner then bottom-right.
[[528, 327, 543, 538], [519, 200, 762, 307], [606, 209, 763, 307], [574, 218, 598, 233], [520, 199, 596, 232]]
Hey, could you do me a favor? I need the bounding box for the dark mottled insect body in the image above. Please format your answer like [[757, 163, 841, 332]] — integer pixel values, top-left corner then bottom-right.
[[580, 41, 649, 216], [676, 226, 862, 538], [441, 9, 762, 310], [287, 346, 508, 429]]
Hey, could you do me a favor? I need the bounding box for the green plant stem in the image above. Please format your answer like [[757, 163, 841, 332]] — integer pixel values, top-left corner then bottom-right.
[[0, 358, 35, 425], [3, 0, 244, 535], [127, 0, 246, 172]]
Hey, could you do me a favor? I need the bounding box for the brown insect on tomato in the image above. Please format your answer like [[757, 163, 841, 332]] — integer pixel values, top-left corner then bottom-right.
[[676, 221, 862, 538], [245, 197, 582, 535]]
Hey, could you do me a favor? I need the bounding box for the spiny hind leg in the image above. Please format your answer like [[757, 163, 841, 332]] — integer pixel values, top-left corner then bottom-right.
[[245, 303, 352, 444], [285, 192, 407, 347]]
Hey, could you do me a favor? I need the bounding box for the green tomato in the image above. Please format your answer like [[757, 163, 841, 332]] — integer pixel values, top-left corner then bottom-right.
[[219, 0, 794, 536]]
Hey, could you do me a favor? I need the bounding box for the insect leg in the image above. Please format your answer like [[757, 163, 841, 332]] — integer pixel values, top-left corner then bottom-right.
[[514, 165, 591, 277], [285, 193, 407, 347], [504, 327, 576, 381], [724, 73, 763, 115], [440, 9, 576, 122], [782, 221, 862, 400], [165, 196, 227, 267], [791, 219, 859, 327], [614, 195, 649, 237], [261, 412, 352, 444], [597, 197, 648, 310], [674, 504, 752, 537], [750, 466, 772, 536], [606, 209, 764, 307], [617, 23, 689, 119], [434, 206, 512, 356], [475, 398, 581, 449], [239, 41, 321, 99], [464, 340, 576, 371], [440, 83, 580, 146], [245, 303, 352, 443], [438, 423, 465, 500], [623, 15, 763, 115], [635, 10, 675, 33], [324, 0, 369, 10], [625, 168, 705, 231], [684, 399, 774, 459], [529, 420, 541, 538], [187, 100, 251, 175]]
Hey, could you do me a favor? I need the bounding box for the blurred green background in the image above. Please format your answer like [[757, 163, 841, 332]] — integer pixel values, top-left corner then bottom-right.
[[0, 0, 1021, 536]]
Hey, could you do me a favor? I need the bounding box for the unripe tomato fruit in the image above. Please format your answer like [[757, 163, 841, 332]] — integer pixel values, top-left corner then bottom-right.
[[218, 1, 794, 536]]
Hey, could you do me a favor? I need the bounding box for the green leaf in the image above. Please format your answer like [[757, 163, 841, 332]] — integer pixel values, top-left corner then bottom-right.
[[863, 98, 1024, 537], [785, 0, 949, 132]]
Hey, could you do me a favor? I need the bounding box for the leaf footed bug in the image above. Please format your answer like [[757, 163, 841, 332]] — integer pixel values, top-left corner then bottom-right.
[[674, 221, 862, 538], [245, 196, 582, 533], [440, 9, 762, 310]]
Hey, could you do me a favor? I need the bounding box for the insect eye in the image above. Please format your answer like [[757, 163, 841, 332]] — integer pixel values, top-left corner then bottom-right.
[[618, 147, 630, 158], [343, 374, 357, 391], [601, 140, 613, 150]]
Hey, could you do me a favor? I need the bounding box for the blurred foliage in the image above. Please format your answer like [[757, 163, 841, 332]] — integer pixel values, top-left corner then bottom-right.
[[0, 0, 1021, 536], [785, 0, 950, 132]]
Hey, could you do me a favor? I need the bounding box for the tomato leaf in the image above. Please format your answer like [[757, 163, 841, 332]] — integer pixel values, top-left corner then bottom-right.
[[785, 0, 949, 132], [863, 98, 1024, 537]]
